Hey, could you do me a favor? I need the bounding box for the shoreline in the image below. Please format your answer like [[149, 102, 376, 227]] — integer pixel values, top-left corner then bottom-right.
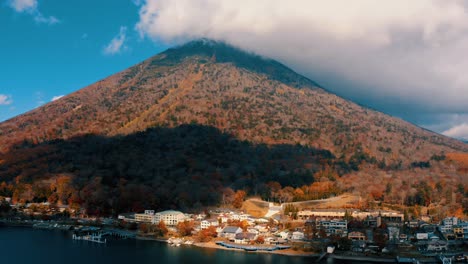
[[328, 254, 396, 263], [134, 234, 318, 257], [192, 241, 319, 257]]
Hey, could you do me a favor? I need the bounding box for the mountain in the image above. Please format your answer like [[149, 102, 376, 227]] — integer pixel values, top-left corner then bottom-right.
[[0, 40, 466, 158], [0, 39, 466, 215]]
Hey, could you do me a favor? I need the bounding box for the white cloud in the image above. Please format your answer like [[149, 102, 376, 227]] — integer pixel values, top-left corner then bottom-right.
[[0, 94, 13, 105], [135, 0, 468, 137], [443, 123, 468, 140], [8, 0, 60, 25], [34, 13, 60, 25], [103, 26, 128, 55], [8, 0, 37, 12], [51, 95, 64, 101]]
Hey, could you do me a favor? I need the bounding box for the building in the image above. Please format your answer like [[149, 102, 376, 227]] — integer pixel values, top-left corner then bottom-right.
[[319, 219, 348, 237], [152, 210, 185, 226], [427, 241, 447, 252], [278, 231, 289, 239], [416, 233, 429, 240], [239, 214, 251, 221], [298, 209, 403, 222], [234, 232, 257, 244], [118, 213, 136, 222], [348, 231, 366, 241], [221, 226, 243, 240], [453, 223, 468, 240], [200, 219, 219, 229], [388, 227, 400, 242], [439, 217, 458, 233], [292, 231, 305, 240], [219, 214, 229, 223], [135, 210, 155, 223]]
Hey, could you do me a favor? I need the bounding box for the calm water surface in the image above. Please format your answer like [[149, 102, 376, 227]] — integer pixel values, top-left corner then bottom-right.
[[0, 227, 318, 264]]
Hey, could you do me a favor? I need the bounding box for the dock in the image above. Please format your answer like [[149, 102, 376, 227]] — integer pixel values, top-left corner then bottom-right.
[[72, 233, 107, 244], [215, 241, 290, 252]]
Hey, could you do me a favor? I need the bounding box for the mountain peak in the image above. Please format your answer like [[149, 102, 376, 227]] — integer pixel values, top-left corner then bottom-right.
[[150, 38, 322, 89]]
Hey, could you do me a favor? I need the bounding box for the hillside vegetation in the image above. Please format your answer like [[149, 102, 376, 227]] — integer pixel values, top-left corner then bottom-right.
[[0, 39, 466, 217]]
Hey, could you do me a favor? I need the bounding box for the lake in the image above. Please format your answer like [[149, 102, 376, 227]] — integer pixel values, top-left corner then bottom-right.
[[0, 227, 317, 264]]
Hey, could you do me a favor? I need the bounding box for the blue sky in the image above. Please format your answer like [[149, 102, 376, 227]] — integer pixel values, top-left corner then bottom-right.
[[1, 0, 468, 140], [0, 0, 168, 121]]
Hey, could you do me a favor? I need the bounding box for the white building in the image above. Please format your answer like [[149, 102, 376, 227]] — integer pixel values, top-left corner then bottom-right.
[[200, 219, 219, 229], [239, 214, 251, 221], [319, 219, 348, 237], [439, 217, 458, 233], [219, 215, 229, 223], [152, 210, 185, 226], [278, 231, 289, 239], [135, 210, 155, 223], [292, 231, 305, 240], [230, 214, 240, 221], [298, 209, 403, 222]]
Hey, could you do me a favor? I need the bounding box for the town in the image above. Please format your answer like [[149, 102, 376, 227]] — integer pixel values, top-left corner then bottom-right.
[[1, 195, 467, 263]]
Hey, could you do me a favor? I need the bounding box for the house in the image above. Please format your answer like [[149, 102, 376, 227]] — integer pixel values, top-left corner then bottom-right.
[[348, 231, 366, 241], [255, 218, 269, 224], [292, 231, 305, 240], [407, 220, 420, 228], [230, 214, 240, 221], [265, 237, 287, 245], [416, 233, 429, 240], [247, 228, 259, 235], [278, 231, 289, 239], [201, 219, 219, 229], [219, 214, 229, 223], [195, 214, 206, 220], [234, 232, 257, 244], [221, 226, 243, 239], [239, 214, 251, 221], [454, 223, 468, 239], [152, 210, 185, 226]]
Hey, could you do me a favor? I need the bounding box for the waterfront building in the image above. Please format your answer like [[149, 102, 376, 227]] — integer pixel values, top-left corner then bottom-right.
[[152, 210, 185, 226], [220, 226, 242, 239], [135, 210, 155, 223], [234, 232, 257, 244], [291, 231, 304, 240]]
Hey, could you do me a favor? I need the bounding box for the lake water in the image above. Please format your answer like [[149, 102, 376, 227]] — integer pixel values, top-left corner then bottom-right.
[[0, 227, 318, 264]]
